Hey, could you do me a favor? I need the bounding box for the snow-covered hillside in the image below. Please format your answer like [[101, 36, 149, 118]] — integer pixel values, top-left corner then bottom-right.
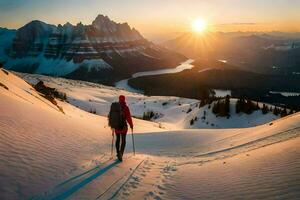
[[1, 70, 299, 199], [19, 73, 279, 130], [0, 69, 163, 199]]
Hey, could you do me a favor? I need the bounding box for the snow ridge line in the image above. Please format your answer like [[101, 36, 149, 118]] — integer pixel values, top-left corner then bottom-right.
[[195, 126, 300, 158], [175, 127, 300, 166], [95, 159, 145, 200]]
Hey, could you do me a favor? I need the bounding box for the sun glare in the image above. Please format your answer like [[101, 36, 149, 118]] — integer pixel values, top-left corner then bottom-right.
[[192, 18, 207, 33]]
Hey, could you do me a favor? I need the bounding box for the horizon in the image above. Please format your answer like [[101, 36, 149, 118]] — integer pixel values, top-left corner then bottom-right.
[[1, 0, 300, 40]]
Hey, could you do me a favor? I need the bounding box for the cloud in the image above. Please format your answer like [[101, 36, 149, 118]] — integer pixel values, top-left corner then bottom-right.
[[216, 22, 257, 26]]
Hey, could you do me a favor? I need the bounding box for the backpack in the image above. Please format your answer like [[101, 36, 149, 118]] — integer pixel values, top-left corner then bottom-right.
[[108, 102, 127, 129]]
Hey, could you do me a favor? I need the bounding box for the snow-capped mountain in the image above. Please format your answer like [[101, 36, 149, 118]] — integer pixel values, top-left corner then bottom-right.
[[0, 15, 185, 84]]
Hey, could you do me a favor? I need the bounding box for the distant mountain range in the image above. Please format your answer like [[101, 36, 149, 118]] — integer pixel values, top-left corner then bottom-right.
[[0, 15, 185, 84], [163, 32, 300, 75]]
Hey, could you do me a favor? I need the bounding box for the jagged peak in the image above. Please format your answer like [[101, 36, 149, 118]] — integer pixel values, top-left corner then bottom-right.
[[94, 14, 110, 20], [63, 22, 73, 27], [92, 14, 117, 29], [76, 22, 84, 26], [19, 20, 56, 33]]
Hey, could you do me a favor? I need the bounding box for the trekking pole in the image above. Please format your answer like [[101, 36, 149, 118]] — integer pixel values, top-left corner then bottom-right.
[[131, 129, 136, 156], [111, 129, 114, 157]]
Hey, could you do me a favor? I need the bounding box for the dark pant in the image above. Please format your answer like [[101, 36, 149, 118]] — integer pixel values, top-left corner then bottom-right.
[[115, 133, 126, 156]]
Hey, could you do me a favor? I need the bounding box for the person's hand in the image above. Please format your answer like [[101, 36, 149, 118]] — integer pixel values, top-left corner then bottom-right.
[[130, 126, 133, 132]]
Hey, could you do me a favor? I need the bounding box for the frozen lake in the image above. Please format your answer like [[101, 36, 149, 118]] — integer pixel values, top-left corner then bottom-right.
[[270, 91, 300, 97]]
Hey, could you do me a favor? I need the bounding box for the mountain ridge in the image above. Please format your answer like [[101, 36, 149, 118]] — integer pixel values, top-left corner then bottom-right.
[[0, 14, 185, 85]]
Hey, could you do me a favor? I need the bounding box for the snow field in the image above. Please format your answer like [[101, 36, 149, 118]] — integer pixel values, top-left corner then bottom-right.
[[19, 72, 280, 130], [0, 69, 299, 199]]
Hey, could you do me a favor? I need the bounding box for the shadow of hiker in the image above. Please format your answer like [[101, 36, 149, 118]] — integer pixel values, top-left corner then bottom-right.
[[37, 160, 120, 200]]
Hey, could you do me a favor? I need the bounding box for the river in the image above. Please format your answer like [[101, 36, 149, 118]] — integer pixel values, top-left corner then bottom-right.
[[115, 59, 194, 93]]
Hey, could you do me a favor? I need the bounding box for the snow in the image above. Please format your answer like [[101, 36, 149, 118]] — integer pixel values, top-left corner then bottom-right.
[[1, 69, 299, 199], [5, 56, 112, 76], [218, 59, 227, 63], [263, 43, 295, 51], [270, 91, 300, 97], [184, 99, 279, 129], [198, 68, 216, 73], [0, 69, 162, 199], [18, 73, 280, 130], [167, 137, 300, 199], [214, 89, 231, 97]]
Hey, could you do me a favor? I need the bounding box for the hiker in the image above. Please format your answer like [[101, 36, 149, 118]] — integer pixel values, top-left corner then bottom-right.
[[108, 95, 133, 161]]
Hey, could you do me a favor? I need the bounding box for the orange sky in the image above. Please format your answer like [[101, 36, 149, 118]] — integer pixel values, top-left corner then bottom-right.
[[1, 0, 299, 40]]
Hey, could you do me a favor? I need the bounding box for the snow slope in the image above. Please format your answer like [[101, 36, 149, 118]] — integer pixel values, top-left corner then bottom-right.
[[114, 114, 300, 200], [1, 70, 299, 199], [0, 69, 163, 199], [18, 73, 279, 130], [167, 136, 300, 199]]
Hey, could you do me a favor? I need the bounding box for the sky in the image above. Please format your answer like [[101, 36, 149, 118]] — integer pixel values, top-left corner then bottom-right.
[[0, 0, 299, 40]]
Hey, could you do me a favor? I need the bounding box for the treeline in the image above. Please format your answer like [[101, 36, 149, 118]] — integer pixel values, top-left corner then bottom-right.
[[235, 97, 295, 117], [235, 97, 260, 114], [211, 95, 230, 117], [201, 96, 296, 118]]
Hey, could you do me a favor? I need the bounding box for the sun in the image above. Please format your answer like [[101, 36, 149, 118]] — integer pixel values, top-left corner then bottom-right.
[[191, 18, 207, 33]]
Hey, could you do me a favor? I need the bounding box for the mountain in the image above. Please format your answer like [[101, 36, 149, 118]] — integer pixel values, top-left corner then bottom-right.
[[163, 32, 300, 75], [0, 28, 16, 59], [0, 15, 185, 85]]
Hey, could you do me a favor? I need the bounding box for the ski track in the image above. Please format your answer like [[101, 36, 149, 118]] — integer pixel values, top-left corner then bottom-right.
[[96, 159, 145, 200]]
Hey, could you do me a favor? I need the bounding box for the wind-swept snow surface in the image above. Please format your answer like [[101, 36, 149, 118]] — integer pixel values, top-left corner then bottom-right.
[[1, 70, 299, 199], [167, 137, 300, 200], [0, 69, 162, 199]]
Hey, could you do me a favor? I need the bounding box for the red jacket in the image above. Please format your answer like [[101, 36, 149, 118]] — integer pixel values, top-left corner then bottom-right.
[[115, 101, 133, 134]]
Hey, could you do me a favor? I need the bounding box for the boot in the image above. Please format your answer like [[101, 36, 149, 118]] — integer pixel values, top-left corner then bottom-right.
[[117, 153, 123, 162]]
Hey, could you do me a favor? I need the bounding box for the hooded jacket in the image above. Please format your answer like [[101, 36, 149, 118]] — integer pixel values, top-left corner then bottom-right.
[[115, 95, 133, 134]]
